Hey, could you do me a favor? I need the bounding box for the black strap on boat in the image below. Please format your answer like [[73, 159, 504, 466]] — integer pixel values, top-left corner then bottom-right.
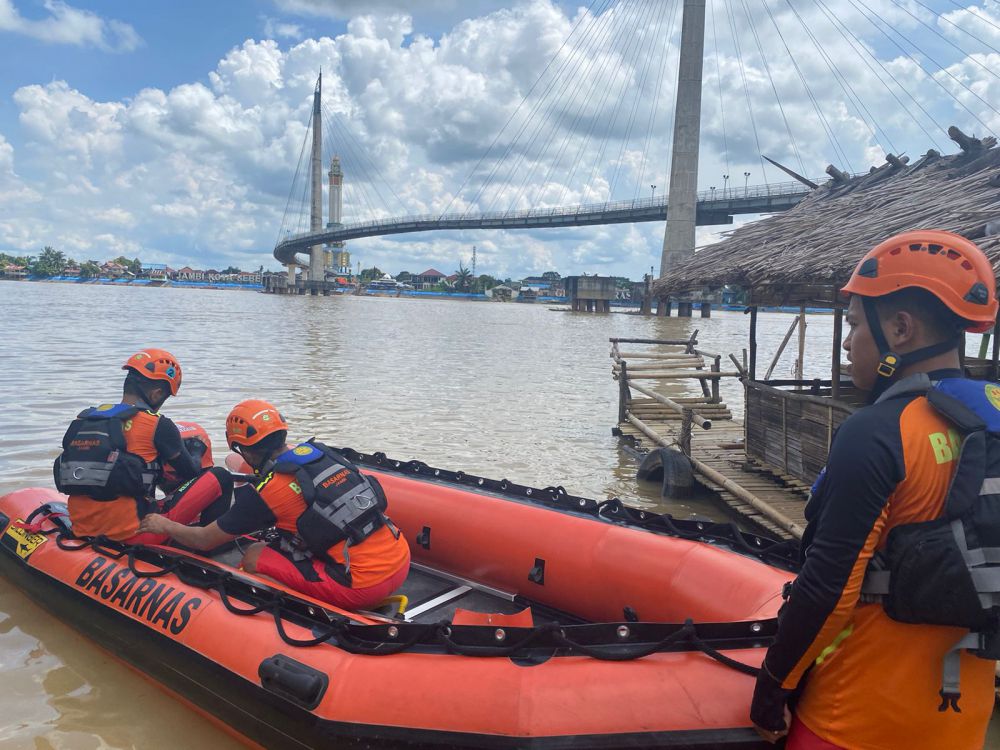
[[16, 503, 769, 676], [336, 448, 801, 572]]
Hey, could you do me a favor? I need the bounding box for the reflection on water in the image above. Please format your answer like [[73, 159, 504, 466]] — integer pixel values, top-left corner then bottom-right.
[[0, 280, 995, 747]]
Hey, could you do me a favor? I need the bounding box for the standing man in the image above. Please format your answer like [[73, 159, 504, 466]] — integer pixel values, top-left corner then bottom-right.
[[55, 349, 230, 542], [139, 399, 410, 610], [751, 231, 1000, 749]]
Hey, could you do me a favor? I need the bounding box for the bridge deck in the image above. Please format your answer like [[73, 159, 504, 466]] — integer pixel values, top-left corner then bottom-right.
[[274, 179, 815, 264]]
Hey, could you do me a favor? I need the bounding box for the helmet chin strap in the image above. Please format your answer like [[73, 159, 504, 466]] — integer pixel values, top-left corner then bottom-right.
[[862, 297, 960, 401]]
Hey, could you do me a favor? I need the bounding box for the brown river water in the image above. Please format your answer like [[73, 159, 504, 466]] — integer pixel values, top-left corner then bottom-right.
[[1, 280, 997, 748]]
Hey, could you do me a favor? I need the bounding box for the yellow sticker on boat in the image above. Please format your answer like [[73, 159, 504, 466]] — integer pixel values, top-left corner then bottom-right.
[[4, 521, 48, 560]]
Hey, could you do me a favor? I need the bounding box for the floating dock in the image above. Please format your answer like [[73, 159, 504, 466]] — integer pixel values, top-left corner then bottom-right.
[[611, 334, 810, 540]]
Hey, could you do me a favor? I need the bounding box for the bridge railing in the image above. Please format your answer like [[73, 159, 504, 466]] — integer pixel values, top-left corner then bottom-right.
[[278, 178, 822, 246]]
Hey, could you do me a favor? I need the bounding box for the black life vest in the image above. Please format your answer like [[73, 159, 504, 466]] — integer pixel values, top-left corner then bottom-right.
[[267, 441, 397, 576], [53, 403, 161, 501], [860, 376, 1000, 711]]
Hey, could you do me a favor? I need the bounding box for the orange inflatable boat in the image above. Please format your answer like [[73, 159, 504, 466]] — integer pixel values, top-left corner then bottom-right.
[[0, 449, 796, 749]]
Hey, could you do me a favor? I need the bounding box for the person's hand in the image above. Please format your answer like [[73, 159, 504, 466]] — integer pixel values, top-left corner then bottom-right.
[[138, 513, 172, 536], [750, 668, 793, 743], [183, 437, 207, 460]]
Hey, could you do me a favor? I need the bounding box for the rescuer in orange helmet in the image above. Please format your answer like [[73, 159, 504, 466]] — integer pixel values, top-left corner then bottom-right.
[[751, 231, 999, 749], [139, 399, 411, 610], [55, 349, 230, 542]]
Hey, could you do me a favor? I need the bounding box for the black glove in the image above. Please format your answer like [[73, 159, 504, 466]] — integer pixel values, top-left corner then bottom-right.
[[183, 437, 207, 461], [750, 667, 793, 733]]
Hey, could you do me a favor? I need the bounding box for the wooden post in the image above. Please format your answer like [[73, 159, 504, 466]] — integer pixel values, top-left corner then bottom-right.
[[685, 330, 699, 354], [749, 307, 758, 381], [764, 315, 799, 381], [618, 361, 629, 424], [680, 409, 693, 456], [781, 397, 788, 472], [711, 355, 721, 403], [832, 306, 843, 400], [795, 306, 807, 389]]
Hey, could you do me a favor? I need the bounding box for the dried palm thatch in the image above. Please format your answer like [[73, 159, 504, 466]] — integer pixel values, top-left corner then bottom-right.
[[655, 129, 1000, 306]]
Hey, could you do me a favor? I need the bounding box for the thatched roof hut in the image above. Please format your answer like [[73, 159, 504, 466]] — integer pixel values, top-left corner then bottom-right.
[[656, 129, 1000, 307]]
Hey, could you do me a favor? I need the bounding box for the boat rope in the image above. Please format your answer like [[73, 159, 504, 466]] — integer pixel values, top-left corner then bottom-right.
[[19, 504, 768, 675], [337, 447, 802, 571]]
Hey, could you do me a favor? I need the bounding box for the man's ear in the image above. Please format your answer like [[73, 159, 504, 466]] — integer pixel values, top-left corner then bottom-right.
[[889, 310, 918, 346]]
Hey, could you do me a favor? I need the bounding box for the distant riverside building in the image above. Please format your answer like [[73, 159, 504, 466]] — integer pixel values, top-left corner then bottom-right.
[[142, 263, 169, 280], [2, 264, 28, 279], [412, 268, 447, 289]]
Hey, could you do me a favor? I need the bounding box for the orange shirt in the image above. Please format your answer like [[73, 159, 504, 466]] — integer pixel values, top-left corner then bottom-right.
[[67, 409, 160, 540], [248, 471, 409, 589], [791, 395, 993, 749]]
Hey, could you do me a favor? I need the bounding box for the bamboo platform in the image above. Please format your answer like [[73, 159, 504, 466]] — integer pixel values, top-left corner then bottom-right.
[[611, 335, 808, 541]]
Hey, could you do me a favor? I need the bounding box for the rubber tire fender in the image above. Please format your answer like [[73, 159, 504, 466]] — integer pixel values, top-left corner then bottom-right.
[[637, 447, 694, 499]]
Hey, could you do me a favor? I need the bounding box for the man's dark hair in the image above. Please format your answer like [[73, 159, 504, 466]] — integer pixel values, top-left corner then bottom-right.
[[254, 430, 288, 456], [876, 287, 969, 344], [123, 369, 166, 399]]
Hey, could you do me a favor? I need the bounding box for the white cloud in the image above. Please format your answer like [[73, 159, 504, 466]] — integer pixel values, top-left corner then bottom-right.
[[262, 16, 304, 40], [0, 0, 141, 51], [2, 0, 998, 278]]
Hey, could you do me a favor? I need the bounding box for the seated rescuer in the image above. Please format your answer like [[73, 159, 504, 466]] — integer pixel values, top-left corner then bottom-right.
[[139, 399, 411, 610], [55, 349, 232, 543], [750, 230, 1000, 750]]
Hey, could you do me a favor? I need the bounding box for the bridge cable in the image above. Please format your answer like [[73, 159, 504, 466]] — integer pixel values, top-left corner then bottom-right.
[[322, 110, 393, 221], [886, 0, 1000, 81], [709, 0, 730, 188], [486, 0, 625, 214], [275, 111, 314, 248], [809, 0, 947, 152], [325, 108, 409, 215], [942, 0, 1000, 36], [632, 0, 680, 203], [438, 0, 607, 218], [736, 0, 808, 176], [607, 0, 672, 200], [495, 0, 630, 213], [533, 0, 640, 210], [577, 0, 662, 209], [844, 0, 999, 136], [292, 110, 315, 237], [757, 0, 855, 173], [465, 0, 617, 215], [723, 0, 770, 183], [321, 114, 380, 222], [780, 0, 897, 157]]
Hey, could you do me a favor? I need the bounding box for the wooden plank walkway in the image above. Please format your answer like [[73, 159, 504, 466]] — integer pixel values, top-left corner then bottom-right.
[[611, 336, 809, 541]]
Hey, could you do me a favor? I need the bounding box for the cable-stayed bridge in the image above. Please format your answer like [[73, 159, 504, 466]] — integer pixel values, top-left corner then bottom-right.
[[272, 0, 999, 306], [273, 180, 810, 265]]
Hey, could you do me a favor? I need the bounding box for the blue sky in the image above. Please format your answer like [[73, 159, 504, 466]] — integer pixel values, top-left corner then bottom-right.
[[0, 0, 997, 278]]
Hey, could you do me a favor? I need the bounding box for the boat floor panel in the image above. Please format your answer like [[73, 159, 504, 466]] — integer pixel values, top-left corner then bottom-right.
[[204, 546, 581, 625]]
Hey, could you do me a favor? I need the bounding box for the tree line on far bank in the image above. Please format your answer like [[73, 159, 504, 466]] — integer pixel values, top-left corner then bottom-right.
[[0, 247, 248, 279], [1, 247, 139, 279]]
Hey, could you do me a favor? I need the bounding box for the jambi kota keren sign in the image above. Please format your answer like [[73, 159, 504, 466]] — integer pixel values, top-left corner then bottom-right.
[[75, 556, 202, 634]]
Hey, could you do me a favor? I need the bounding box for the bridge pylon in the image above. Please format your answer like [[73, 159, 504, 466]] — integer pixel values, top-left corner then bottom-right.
[[658, 0, 706, 317]]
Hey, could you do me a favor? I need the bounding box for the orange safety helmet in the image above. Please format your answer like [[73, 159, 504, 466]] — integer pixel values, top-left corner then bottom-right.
[[122, 348, 183, 395], [160, 421, 214, 490], [841, 230, 998, 333], [226, 399, 288, 449]]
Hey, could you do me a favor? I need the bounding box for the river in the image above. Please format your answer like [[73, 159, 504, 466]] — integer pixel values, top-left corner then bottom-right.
[[1, 280, 997, 748]]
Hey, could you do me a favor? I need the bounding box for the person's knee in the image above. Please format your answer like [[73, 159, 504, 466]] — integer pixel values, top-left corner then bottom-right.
[[241, 542, 267, 573]]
